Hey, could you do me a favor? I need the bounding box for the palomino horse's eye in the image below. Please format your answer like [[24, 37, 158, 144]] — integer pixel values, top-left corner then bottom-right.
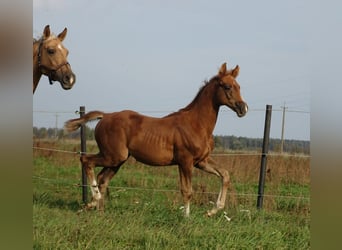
[[47, 48, 56, 55]]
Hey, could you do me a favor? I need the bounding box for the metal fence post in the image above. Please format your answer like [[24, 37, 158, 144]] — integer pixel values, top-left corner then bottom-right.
[[79, 106, 88, 204], [257, 104, 272, 209]]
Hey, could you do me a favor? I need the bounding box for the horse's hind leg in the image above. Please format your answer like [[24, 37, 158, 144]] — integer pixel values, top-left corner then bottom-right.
[[96, 166, 122, 211]]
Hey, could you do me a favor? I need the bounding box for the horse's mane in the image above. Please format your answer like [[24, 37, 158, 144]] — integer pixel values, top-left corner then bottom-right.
[[164, 75, 220, 117]]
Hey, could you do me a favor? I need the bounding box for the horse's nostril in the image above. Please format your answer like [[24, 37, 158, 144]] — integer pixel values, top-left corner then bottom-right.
[[244, 103, 248, 113], [236, 102, 248, 116], [63, 74, 75, 84]]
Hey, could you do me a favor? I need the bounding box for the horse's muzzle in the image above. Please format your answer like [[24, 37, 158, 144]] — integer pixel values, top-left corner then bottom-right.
[[61, 72, 76, 90], [236, 102, 248, 117]]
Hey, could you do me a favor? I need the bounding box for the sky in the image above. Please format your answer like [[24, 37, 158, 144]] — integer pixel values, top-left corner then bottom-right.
[[33, 0, 311, 140]]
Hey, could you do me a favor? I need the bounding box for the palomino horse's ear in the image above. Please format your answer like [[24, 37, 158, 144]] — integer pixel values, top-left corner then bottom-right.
[[43, 25, 50, 39], [218, 62, 227, 77], [57, 28, 68, 42], [231, 65, 240, 78]]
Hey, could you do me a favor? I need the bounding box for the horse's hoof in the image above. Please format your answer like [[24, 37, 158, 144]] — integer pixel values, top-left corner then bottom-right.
[[77, 208, 85, 214], [207, 209, 218, 217]]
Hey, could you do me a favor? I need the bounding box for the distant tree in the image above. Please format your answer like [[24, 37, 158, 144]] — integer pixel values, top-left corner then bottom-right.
[[47, 128, 55, 138], [57, 129, 64, 139], [212, 135, 309, 154], [231, 138, 243, 150], [33, 127, 38, 137], [38, 127, 47, 138], [213, 136, 223, 149], [33, 126, 310, 154]]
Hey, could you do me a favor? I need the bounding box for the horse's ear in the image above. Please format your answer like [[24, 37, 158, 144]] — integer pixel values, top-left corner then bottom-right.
[[57, 28, 68, 41], [231, 65, 240, 78], [218, 63, 227, 77], [43, 25, 50, 39]]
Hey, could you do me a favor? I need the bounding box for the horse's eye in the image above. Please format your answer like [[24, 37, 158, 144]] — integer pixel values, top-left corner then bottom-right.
[[47, 48, 55, 55], [223, 85, 231, 90]]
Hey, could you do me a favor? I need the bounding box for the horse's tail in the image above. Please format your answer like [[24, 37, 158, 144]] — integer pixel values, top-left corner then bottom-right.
[[64, 111, 104, 132]]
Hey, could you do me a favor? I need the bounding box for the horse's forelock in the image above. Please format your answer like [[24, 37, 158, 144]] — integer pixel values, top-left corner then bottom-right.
[[33, 33, 58, 44]]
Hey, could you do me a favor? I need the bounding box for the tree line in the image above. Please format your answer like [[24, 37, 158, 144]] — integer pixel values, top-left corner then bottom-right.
[[33, 126, 310, 154], [213, 135, 309, 154]]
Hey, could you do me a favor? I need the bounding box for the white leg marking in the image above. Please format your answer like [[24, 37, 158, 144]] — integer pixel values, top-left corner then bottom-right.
[[91, 180, 101, 200], [207, 182, 226, 216], [184, 203, 190, 217]]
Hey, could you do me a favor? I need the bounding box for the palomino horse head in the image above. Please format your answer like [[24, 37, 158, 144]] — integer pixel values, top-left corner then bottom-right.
[[35, 25, 76, 91], [215, 63, 248, 117]]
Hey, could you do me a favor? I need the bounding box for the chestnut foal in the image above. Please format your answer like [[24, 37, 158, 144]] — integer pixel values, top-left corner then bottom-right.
[[65, 63, 248, 216]]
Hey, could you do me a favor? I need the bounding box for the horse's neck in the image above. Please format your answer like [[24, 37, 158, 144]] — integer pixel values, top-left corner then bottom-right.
[[186, 83, 219, 135], [33, 66, 42, 93], [33, 42, 42, 93]]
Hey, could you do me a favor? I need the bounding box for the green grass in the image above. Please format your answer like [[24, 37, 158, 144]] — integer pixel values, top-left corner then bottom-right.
[[33, 153, 310, 249]]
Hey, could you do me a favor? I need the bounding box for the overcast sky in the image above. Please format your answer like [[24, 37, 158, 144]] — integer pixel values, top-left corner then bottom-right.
[[33, 0, 311, 140]]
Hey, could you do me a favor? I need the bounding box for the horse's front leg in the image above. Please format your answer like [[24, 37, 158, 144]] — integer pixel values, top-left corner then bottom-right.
[[196, 157, 231, 216], [178, 163, 193, 217], [207, 171, 230, 216]]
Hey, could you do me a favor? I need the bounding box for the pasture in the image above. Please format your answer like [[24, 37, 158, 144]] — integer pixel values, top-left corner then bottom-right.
[[33, 139, 310, 249]]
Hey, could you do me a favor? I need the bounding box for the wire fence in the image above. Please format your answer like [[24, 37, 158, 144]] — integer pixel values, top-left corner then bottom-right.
[[32, 174, 310, 201], [32, 145, 310, 158], [33, 145, 310, 201]]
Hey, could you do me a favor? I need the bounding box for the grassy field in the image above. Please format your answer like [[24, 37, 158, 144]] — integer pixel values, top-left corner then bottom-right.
[[33, 139, 310, 249]]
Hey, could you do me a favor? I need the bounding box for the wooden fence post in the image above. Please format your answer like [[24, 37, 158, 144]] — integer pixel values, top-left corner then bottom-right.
[[257, 104, 272, 209], [79, 106, 88, 204]]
